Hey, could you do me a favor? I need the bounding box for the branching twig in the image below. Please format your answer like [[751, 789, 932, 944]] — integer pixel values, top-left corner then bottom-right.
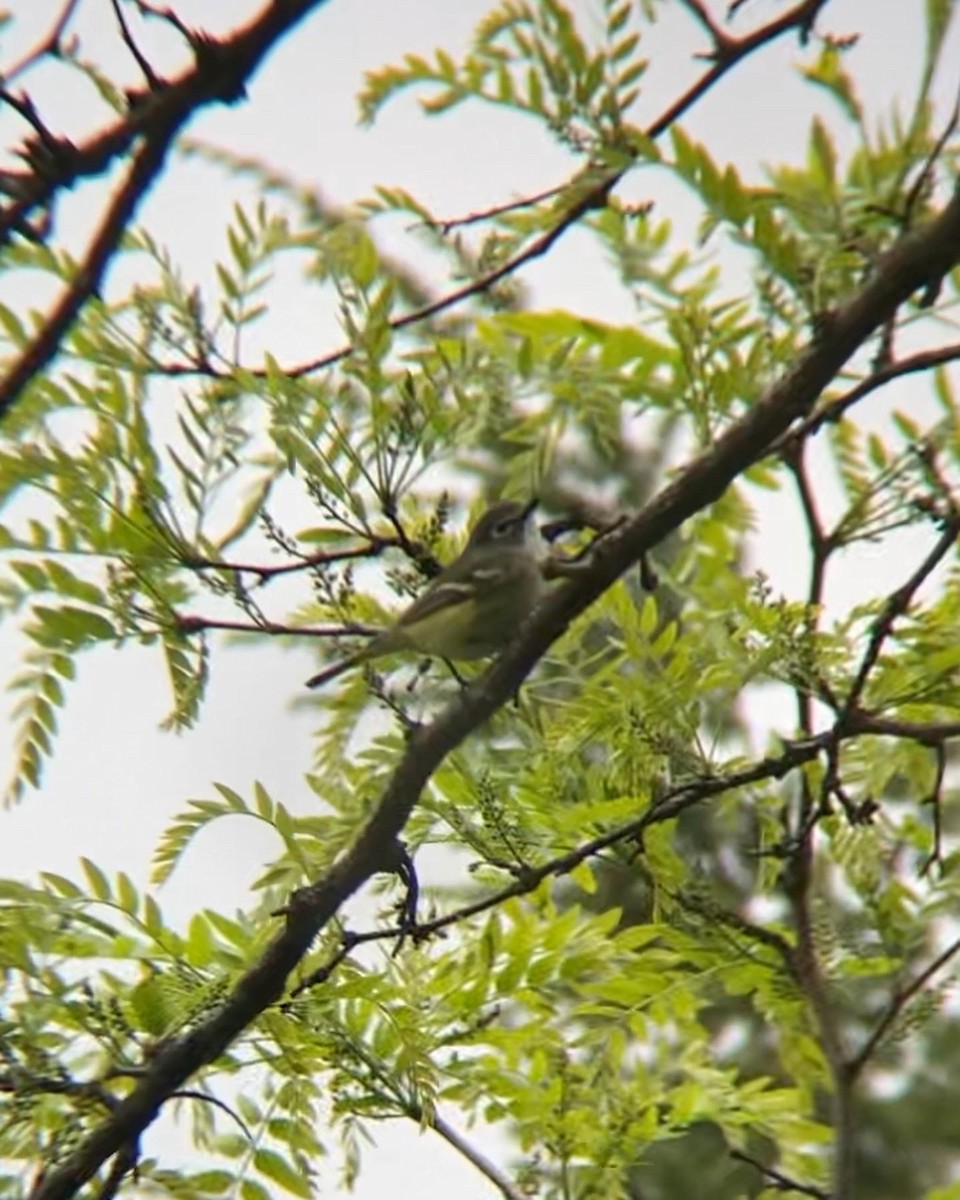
[[790, 516, 960, 1199], [0, 1071, 117, 1110], [0, 0, 335, 420], [136, 0, 836, 383], [291, 733, 835, 963], [776, 341, 960, 456], [811, 516, 960, 835], [179, 538, 400, 582], [841, 518, 960, 720], [0, 1, 329, 245], [678, 0, 735, 56], [0, 87, 69, 160], [172, 614, 375, 640], [133, 0, 195, 44], [0, 0, 82, 85], [109, 0, 161, 89], [846, 935, 960, 1082], [275, 0, 833, 380]]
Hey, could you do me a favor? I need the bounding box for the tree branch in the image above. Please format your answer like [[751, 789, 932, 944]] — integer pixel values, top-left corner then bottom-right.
[[109, 0, 162, 90], [776, 341, 960, 455], [138, 0, 837, 382], [178, 538, 400, 582], [840, 517, 960, 722], [321, 0, 828, 358], [0, 122, 176, 421], [172, 613, 374, 639], [288, 732, 833, 989], [429, 1111, 528, 1200], [0, 0, 334, 422]]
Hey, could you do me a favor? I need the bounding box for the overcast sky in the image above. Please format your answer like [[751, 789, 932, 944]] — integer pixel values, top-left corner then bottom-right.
[[1, 1, 958, 1195]]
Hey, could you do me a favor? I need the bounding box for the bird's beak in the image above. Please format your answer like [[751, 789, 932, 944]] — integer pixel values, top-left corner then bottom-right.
[[539, 515, 575, 543]]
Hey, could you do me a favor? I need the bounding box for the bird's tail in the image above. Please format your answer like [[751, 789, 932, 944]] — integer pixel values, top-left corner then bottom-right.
[[305, 651, 365, 690]]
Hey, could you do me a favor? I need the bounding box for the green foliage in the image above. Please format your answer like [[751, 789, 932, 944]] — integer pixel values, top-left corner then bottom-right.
[[360, 0, 648, 155], [3, 1, 960, 1199]]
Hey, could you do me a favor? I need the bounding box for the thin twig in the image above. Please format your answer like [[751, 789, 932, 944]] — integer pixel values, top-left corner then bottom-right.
[[314, 734, 835, 957], [841, 519, 960, 720], [0, 0, 82, 85], [730, 1149, 831, 1199], [0, 1071, 117, 1109], [430, 1111, 528, 1200], [901, 76, 960, 228], [0, 87, 69, 159], [288, 935, 358, 996], [673, 889, 797, 971], [133, 0, 195, 44], [169, 1088, 254, 1142], [430, 182, 567, 233], [179, 538, 400, 581], [846, 935, 960, 1081], [0, 0, 336, 419], [279, 0, 834, 380], [109, 0, 161, 89], [776, 341, 960, 455], [172, 614, 376, 639], [290, 735, 837, 995], [846, 712, 960, 743], [677, 0, 735, 55]]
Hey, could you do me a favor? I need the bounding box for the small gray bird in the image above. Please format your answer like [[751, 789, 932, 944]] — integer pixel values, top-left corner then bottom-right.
[[305, 499, 543, 689]]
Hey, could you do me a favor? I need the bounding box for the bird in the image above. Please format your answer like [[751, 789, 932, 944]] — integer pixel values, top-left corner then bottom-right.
[[305, 498, 544, 689]]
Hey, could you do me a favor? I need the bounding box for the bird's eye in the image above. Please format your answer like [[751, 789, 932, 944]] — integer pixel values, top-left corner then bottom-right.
[[493, 519, 515, 538]]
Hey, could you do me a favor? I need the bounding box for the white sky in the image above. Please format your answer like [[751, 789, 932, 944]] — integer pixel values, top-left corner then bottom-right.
[[1, 1, 959, 1195]]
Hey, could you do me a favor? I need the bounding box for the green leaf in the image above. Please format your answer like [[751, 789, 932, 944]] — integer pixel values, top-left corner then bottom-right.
[[809, 116, 837, 190], [187, 1171, 236, 1195], [31, 605, 116, 649], [240, 1180, 272, 1200], [81, 857, 111, 901], [129, 974, 175, 1036], [253, 1148, 312, 1198]]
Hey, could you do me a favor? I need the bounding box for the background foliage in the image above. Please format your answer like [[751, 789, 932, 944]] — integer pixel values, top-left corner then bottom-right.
[[2, 2, 960, 1199]]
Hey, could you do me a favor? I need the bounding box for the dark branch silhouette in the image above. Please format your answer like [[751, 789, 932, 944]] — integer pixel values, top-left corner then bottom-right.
[[0, 0, 335, 422]]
